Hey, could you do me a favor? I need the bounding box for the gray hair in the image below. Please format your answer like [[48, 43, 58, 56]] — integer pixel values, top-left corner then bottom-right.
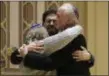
[[25, 25, 49, 44]]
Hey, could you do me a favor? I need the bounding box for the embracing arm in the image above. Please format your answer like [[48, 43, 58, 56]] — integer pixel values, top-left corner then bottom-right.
[[34, 25, 83, 55], [72, 35, 95, 67], [23, 51, 70, 71], [10, 25, 82, 65]]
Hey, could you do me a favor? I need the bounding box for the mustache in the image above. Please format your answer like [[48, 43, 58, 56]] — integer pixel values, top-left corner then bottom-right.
[[46, 25, 57, 29]]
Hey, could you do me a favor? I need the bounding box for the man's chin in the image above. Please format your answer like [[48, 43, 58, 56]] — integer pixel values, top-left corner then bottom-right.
[[48, 29, 58, 36]]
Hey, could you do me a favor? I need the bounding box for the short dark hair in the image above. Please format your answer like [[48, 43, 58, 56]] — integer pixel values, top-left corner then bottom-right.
[[42, 9, 57, 24]]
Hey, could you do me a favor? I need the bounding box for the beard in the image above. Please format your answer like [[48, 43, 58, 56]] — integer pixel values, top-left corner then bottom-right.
[[46, 25, 59, 36]]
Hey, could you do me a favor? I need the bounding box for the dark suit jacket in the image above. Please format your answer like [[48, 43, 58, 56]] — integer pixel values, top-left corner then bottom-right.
[[11, 34, 94, 76]]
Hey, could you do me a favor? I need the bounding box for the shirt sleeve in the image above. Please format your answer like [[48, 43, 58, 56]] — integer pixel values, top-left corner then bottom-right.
[[41, 25, 83, 55]]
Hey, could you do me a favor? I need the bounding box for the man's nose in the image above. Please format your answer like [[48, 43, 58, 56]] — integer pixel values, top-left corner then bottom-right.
[[50, 21, 54, 26]]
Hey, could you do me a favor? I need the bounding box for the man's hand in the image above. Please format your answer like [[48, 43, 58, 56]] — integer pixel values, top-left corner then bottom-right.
[[72, 46, 91, 62], [27, 41, 44, 52], [18, 41, 44, 57], [18, 44, 28, 57]]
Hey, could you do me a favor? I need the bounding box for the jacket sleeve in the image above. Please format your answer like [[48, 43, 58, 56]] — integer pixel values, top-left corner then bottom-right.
[[23, 51, 70, 71], [10, 48, 23, 64], [87, 51, 95, 67]]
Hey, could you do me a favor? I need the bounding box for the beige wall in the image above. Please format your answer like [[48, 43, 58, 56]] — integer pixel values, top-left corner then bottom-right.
[[9, 2, 19, 68], [87, 2, 108, 75]]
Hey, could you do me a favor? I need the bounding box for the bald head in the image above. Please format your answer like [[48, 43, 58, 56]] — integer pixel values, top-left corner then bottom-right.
[[58, 3, 74, 14], [58, 3, 79, 19], [56, 3, 79, 30]]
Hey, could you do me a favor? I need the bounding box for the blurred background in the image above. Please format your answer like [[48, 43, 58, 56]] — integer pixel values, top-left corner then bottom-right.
[[0, 1, 108, 75]]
